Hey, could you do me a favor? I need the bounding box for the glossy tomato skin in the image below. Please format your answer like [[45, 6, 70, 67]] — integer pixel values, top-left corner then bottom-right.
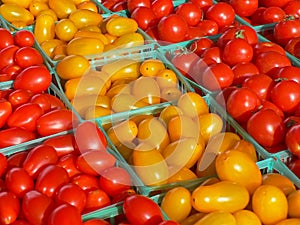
[[0, 191, 20, 225], [284, 0, 300, 19], [57, 153, 81, 178], [0, 28, 14, 50], [44, 134, 77, 157], [71, 174, 100, 192], [1, 64, 22, 80], [272, 66, 300, 83], [127, 0, 151, 13], [273, 19, 300, 47], [205, 2, 235, 29], [0, 45, 19, 71], [131, 6, 156, 31], [8, 89, 33, 109], [286, 124, 300, 158], [13, 30, 35, 47], [0, 98, 12, 129], [30, 93, 52, 113], [189, 37, 214, 56], [0, 153, 8, 178], [229, 0, 258, 17], [232, 62, 259, 85], [84, 188, 111, 213], [14, 46, 44, 68], [83, 219, 110, 225], [0, 127, 36, 148], [48, 203, 83, 225], [7, 151, 27, 169], [175, 2, 203, 26], [151, 0, 174, 20]]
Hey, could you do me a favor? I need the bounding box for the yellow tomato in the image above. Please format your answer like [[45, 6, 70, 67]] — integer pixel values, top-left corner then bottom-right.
[[29, 1, 49, 17], [106, 17, 138, 37], [275, 218, 300, 225], [156, 69, 178, 89], [48, 0, 77, 19], [194, 211, 236, 225], [55, 18, 78, 42], [56, 54, 90, 80], [287, 190, 300, 218], [40, 39, 66, 59], [177, 92, 209, 118], [161, 187, 192, 222], [79, 25, 102, 32], [139, 59, 166, 77], [111, 93, 149, 113], [159, 105, 183, 127], [77, 1, 98, 12], [71, 0, 89, 5], [252, 184, 288, 225], [0, 4, 34, 26], [52, 44, 68, 59], [110, 32, 144, 49], [105, 84, 131, 99], [132, 142, 169, 186], [84, 105, 112, 120], [167, 166, 197, 183], [115, 142, 135, 162], [162, 137, 205, 169], [262, 173, 296, 196], [69, 8, 103, 29], [233, 209, 262, 225], [160, 87, 182, 102], [215, 150, 262, 195], [34, 14, 55, 43], [232, 139, 258, 162], [2, 0, 32, 8], [192, 180, 250, 213], [74, 30, 109, 45], [181, 213, 207, 225], [66, 37, 104, 56], [107, 120, 138, 146], [37, 9, 58, 21]]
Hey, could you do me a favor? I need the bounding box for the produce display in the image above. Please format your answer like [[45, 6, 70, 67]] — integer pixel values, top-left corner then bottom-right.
[[1, 0, 300, 224]]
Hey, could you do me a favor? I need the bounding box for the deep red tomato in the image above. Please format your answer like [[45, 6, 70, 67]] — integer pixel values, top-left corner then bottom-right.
[[145, 26, 159, 41], [272, 65, 300, 83], [0, 127, 36, 148], [13, 65, 52, 94], [242, 73, 275, 102], [175, 2, 203, 26], [10, 220, 32, 225], [201, 62, 235, 91], [8, 89, 33, 109], [247, 108, 286, 147], [222, 38, 253, 66], [260, 0, 290, 8], [43, 93, 66, 110], [226, 87, 261, 123], [76, 150, 116, 176], [127, 0, 151, 13], [189, 37, 215, 56], [14, 46, 44, 68], [273, 18, 300, 47], [13, 30, 35, 47], [190, 0, 213, 12], [48, 203, 83, 225], [185, 26, 207, 40], [36, 109, 79, 137], [286, 124, 300, 158], [22, 144, 58, 178], [194, 19, 219, 36], [75, 121, 107, 153], [260, 100, 285, 119], [271, 79, 300, 114], [0, 153, 8, 178], [0, 28, 14, 50], [201, 46, 222, 63], [0, 98, 12, 129], [285, 36, 300, 58], [123, 195, 164, 225], [71, 174, 100, 191], [131, 6, 156, 31], [7, 103, 44, 131], [249, 6, 266, 25], [99, 166, 132, 197], [0, 45, 19, 71], [83, 219, 110, 225], [35, 164, 70, 197], [205, 2, 235, 29], [151, 0, 174, 20], [261, 6, 286, 24], [44, 134, 77, 157], [284, 0, 300, 19], [229, 0, 258, 17], [111, 1, 127, 11], [284, 116, 300, 130], [214, 86, 238, 108], [5, 167, 34, 198], [157, 14, 188, 43], [111, 189, 136, 204], [253, 41, 286, 58], [232, 62, 259, 85], [84, 188, 111, 213], [30, 93, 52, 113], [57, 153, 81, 178], [0, 64, 22, 80], [0, 191, 20, 224], [54, 183, 87, 213], [7, 151, 28, 169]]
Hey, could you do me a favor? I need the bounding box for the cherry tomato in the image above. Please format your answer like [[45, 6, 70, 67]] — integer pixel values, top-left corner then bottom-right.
[[260, 100, 285, 119], [43, 93, 66, 110], [158, 221, 179, 225], [0, 127, 36, 148], [195, 19, 219, 36], [261, 6, 286, 24], [286, 124, 300, 158], [284, 116, 300, 130], [7, 151, 27, 170], [253, 41, 286, 58], [14, 46, 44, 68], [205, 2, 235, 29], [57, 153, 82, 178], [0, 64, 22, 80], [229, 0, 258, 17], [0, 45, 19, 71], [0, 191, 20, 225], [84, 188, 111, 213], [71, 174, 100, 191], [44, 134, 77, 157], [288, 157, 300, 178], [201, 46, 222, 63], [30, 93, 52, 113], [151, 0, 174, 20], [285, 36, 300, 58], [190, 0, 213, 12], [127, 0, 151, 13], [48, 203, 82, 225], [0, 28, 14, 50], [131, 6, 156, 31], [8, 89, 33, 109], [13, 30, 35, 47], [232, 62, 259, 85], [273, 18, 300, 47], [284, 0, 300, 19], [10, 220, 32, 225], [260, 0, 291, 8], [0, 98, 12, 129], [83, 219, 110, 225], [189, 37, 215, 56], [0, 153, 8, 178], [272, 66, 300, 83], [175, 2, 203, 26]]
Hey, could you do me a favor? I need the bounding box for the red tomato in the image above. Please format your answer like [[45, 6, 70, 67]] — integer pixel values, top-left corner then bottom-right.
[[35, 164, 70, 197], [253, 41, 286, 58], [288, 157, 300, 178], [151, 0, 174, 20], [175, 2, 203, 26], [30, 93, 52, 113], [247, 108, 285, 147], [22, 144, 58, 178], [36, 109, 79, 137], [84, 188, 111, 213], [249, 6, 266, 25], [215, 86, 239, 108], [226, 87, 261, 123], [171, 51, 199, 80], [285, 36, 300, 58], [205, 2, 235, 29], [201, 46, 222, 63], [57, 153, 81, 178], [54, 183, 87, 213], [131, 7, 156, 31], [71, 174, 100, 191], [83, 219, 110, 225], [13, 30, 35, 47], [195, 19, 219, 36], [232, 62, 259, 85], [157, 14, 188, 43], [229, 0, 258, 17], [14, 46, 44, 68], [190, 0, 213, 12], [75, 121, 107, 153], [10, 220, 32, 225], [201, 62, 235, 91], [111, 189, 136, 204], [111, 1, 127, 11], [185, 26, 207, 40], [189, 37, 215, 56], [272, 65, 300, 83], [0, 153, 8, 178], [123, 195, 164, 225], [127, 0, 151, 13], [7, 103, 44, 131], [242, 73, 275, 102], [0, 28, 14, 50], [8, 89, 33, 109], [7, 151, 27, 169], [284, 116, 300, 130], [44, 134, 77, 157], [260, 100, 285, 119], [271, 79, 300, 114], [0, 64, 22, 80], [273, 18, 300, 47], [260, 0, 290, 8], [0, 45, 19, 71], [99, 166, 132, 197], [43, 93, 66, 110], [76, 150, 116, 176], [261, 6, 286, 24], [0, 191, 20, 224], [284, 0, 300, 19], [0, 127, 36, 148], [286, 124, 300, 158], [48, 203, 83, 225], [0, 98, 12, 129], [13, 65, 52, 94], [5, 167, 34, 198]]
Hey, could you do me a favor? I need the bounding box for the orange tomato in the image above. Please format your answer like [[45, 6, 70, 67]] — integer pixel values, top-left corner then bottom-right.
[[139, 59, 166, 77], [167, 166, 197, 183], [37, 9, 58, 21], [107, 120, 138, 146], [111, 93, 149, 112], [40, 39, 66, 59], [29, 1, 49, 17], [262, 173, 296, 195], [2, 0, 32, 8], [156, 69, 178, 89], [275, 218, 300, 225], [287, 190, 300, 218], [233, 139, 258, 162], [77, 1, 98, 12], [180, 213, 207, 225], [159, 105, 183, 127], [84, 105, 112, 120], [0, 4, 34, 25]]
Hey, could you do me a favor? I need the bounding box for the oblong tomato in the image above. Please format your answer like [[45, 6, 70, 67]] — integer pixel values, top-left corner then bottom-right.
[[0, 99, 12, 129], [0, 191, 20, 225], [14, 46, 44, 68], [44, 134, 77, 157], [0, 127, 36, 148]]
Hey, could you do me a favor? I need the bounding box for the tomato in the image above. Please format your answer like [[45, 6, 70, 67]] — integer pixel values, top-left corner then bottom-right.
[[10, 220, 32, 225], [30, 93, 52, 113], [8, 89, 33, 109], [83, 219, 110, 225], [131, 6, 156, 31], [76, 150, 116, 176], [0, 45, 19, 71], [84, 188, 111, 213], [229, 0, 258, 17], [151, 0, 174, 20], [0, 127, 36, 148], [285, 36, 300, 58], [285, 124, 300, 158], [214, 86, 238, 108], [71, 174, 100, 191], [175, 2, 203, 26], [261, 6, 286, 24], [260, 0, 290, 8], [201, 62, 235, 92], [195, 19, 219, 37], [13, 30, 35, 47], [99, 166, 132, 197], [262, 173, 296, 195], [253, 41, 286, 58], [0, 64, 22, 80], [284, 0, 300, 19], [260, 100, 285, 119], [123, 195, 164, 225], [127, 0, 151, 13], [226, 87, 261, 124], [272, 66, 300, 83], [14, 46, 44, 68], [0, 28, 14, 50], [35, 164, 70, 197], [273, 18, 300, 47], [231, 62, 259, 85], [44, 93, 66, 111], [285, 116, 300, 130], [36, 109, 79, 136], [14, 65, 52, 94], [7, 151, 27, 170], [0, 153, 8, 178], [157, 14, 188, 43], [57, 153, 81, 178], [158, 221, 179, 225], [0, 98, 12, 129], [5, 167, 34, 198], [189, 37, 215, 56], [247, 108, 286, 147], [201, 46, 222, 63], [205, 2, 235, 29], [0, 191, 20, 224], [48, 203, 82, 225], [288, 157, 300, 178], [44, 134, 77, 157], [7, 103, 44, 132]]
